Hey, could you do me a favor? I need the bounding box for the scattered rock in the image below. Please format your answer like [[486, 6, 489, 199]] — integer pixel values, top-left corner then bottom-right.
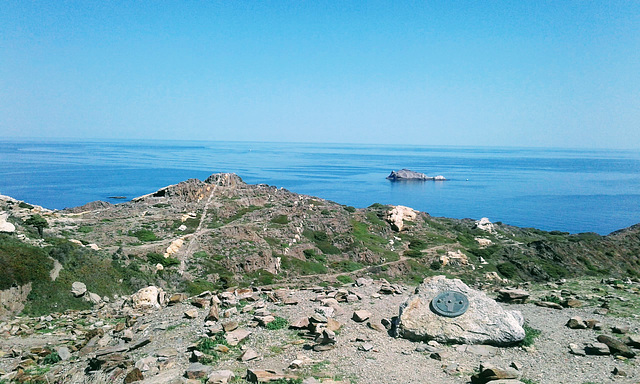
[[470, 363, 519, 384], [612, 325, 630, 334], [535, 301, 563, 310], [225, 329, 251, 346], [238, 348, 260, 361], [207, 370, 235, 384], [124, 367, 144, 383], [184, 309, 198, 319], [584, 342, 610, 356], [566, 317, 587, 329], [131, 286, 164, 310], [185, 363, 213, 379], [352, 310, 371, 323], [497, 289, 529, 304], [597, 335, 636, 358]]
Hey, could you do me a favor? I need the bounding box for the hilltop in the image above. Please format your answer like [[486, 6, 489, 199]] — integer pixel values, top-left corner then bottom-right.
[[1, 172, 640, 317]]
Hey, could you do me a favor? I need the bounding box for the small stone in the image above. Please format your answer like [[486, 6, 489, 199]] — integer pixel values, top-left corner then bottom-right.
[[222, 321, 239, 332], [225, 329, 251, 346], [358, 343, 374, 352], [585, 342, 610, 355], [124, 367, 144, 383], [612, 325, 630, 334], [315, 329, 336, 345], [535, 301, 563, 310], [326, 318, 342, 332], [584, 319, 602, 330], [191, 298, 209, 308], [185, 363, 213, 379], [315, 306, 334, 318], [312, 344, 335, 352], [122, 329, 134, 342], [562, 299, 583, 308], [214, 345, 230, 353], [184, 309, 198, 319], [593, 308, 609, 315], [352, 310, 371, 322], [206, 304, 220, 322], [290, 317, 310, 329], [497, 289, 529, 303], [568, 343, 585, 356], [56, 346, 71, 361], [238, 348, 260, 361], [207, 369, 235, 384], [612, 367, 627, 377], [566, 317, 587, 329], [366, 319, 385, 332], [624, 334, 640, 348]]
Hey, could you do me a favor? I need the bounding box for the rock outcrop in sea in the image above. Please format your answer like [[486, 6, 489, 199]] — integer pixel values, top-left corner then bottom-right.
[[386, 169, 446, 181]]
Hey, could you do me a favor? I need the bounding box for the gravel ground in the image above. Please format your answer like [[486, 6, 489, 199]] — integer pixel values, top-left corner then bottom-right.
[[2, 279, 639, 384]]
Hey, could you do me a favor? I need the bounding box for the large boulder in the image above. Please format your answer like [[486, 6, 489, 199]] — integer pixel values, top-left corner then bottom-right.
[[386, 206, 417, 231], [0, 213, 15, 233], [397, 276, 525, 346], [131, 286, 165, 310]]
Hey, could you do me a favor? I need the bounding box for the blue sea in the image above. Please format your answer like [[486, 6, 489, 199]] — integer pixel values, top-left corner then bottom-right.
[[1, 139, 639, 235]]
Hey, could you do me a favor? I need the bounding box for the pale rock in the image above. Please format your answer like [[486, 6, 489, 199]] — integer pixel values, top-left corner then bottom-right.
[[398, 275, 525, 346], [69, 239, 84, 246], [207, 370, 235, 384], [71, 282, 87, 297], [164, 238, 184, 258], [316, 306, 335, 318], [474, 217, 495, 233], [56, 346, 71, 361], [88, 243, 100, 250], [86, 292, 102, 304], [475, 237, 492, 247], [352, 310, 371, 323], [386, 205, 417, 231], [131, 286, 164, 310], [178, 225, 187, 231], [225, 329, 251, 346], [238, 348, 259, 361], [0, 213, 15, 233]]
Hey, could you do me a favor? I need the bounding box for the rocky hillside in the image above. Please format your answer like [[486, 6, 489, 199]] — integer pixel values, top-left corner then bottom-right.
[[1, 173, 640, 317]]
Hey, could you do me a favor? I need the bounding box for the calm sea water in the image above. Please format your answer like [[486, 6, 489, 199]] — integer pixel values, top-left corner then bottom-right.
[[1, 139, 639, 235]]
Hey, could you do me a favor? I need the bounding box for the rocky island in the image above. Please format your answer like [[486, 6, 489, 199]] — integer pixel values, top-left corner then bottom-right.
[[1, 173, 640, 384], [387, 169, 446, 181]]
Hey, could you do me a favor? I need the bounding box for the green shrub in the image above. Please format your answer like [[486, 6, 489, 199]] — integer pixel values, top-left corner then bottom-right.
[[303, 229, 341, 255], [331, 260, 364, 272], [408, 239, 427, 251], [77, 226, 93, 233], [184, 279, 217, 296], [280, 255, 328, 275], [336, 275, 354, 284], [129, 229, 158, 242], [497, 262, 517, 279], [344, 206, 356, 213], [430, 260, 442, 270], [266, 316, 289, 330], [146, 252, 180, 268], [246, 269, 275, 285], [271, 215, 289, 224], [19, 202, 34, 209], [42, 352, 61, 365], [0, 234, 52, 290]]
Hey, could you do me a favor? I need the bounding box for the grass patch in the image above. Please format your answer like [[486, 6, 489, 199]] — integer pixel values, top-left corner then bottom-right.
[[265, 316, 289, 330], [303, 229, 341, 255], [331, 260, 364, 272], [280, 255, 328, 275], [77, 226, 93, 233], [519, 324, 542, 347], [336, 275, 354, 284], [128, 229, 159, 242], [271, 215, 289, 225]]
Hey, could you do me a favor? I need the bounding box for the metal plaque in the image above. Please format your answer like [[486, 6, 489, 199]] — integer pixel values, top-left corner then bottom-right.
[[430, 291, 469, 317]]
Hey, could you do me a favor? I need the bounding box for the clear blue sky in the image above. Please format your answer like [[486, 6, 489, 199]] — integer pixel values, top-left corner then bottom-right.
[[1, 1, 639, 148]]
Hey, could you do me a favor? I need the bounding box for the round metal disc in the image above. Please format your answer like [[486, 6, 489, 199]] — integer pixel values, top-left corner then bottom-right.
[[430, 291, 469, 317]]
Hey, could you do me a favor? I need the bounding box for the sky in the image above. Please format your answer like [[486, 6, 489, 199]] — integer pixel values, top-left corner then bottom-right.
[[1, 1, 639, 149]]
